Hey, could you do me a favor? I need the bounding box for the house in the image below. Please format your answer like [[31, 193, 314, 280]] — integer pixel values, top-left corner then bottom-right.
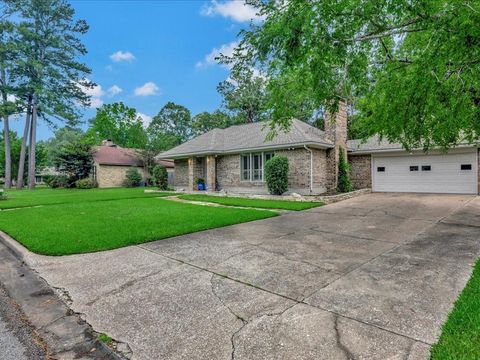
[[158, 103, 479, 195], [93, 140, 174, 188], [35, 167, 61, 185]]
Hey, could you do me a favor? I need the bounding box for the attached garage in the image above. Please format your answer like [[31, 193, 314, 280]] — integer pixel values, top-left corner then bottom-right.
[[372, 150, 478, 194]]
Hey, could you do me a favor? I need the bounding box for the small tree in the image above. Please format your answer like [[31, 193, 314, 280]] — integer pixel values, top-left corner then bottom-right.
[[337, 147, 353, 193], [264, 156, 288, 195], [152, 165, 168, 190], [123, 168, 142, 188], [54, 142, 93, 187]]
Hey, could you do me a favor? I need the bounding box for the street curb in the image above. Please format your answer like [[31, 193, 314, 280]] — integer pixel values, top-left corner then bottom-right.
[[0, 234, 125, 359]]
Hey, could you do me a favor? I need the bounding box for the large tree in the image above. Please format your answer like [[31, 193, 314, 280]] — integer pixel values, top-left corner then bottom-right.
[[43, 126, 85, 166], [147, 102, 192, 151], [9, 0, 92, 189], [217, 67, 269, 124], [191, 110, 241, 136], [86, 102, 147, 148], [232, 0, 480, 150]]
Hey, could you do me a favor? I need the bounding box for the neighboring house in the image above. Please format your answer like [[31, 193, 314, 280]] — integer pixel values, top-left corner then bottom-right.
[[93, 140, 174, 188], [34, 167, 61, 185], [159, 103, 479, 195]]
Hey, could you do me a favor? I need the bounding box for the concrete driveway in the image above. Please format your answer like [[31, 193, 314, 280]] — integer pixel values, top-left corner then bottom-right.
[[25, 193, 480, 359]]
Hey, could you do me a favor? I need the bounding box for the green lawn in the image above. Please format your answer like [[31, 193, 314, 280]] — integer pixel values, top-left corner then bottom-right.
[[178, 194, 323, 210], [0, 196, 276, 255], [430, 259, 480, 359], [0, 187, 174, 209]]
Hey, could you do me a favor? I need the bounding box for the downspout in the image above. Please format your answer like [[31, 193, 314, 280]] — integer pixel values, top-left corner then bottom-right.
[[304, 145, 313, 194]]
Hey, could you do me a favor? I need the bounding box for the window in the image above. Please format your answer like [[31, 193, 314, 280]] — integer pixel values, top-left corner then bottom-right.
[[240, 152, 274, 182], [461, 164, 472, 171], [421, 165, 431, 171], [377, 167, 385, 172], [252, 153, 263, 181], [410, 166, 419, 171], [241, 155, 250, 181], [265, 153, 274, 163]]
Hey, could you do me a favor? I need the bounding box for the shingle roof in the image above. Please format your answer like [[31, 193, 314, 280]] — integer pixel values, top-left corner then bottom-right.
[[347, 136, 404, 153], [94, 145, 174, 168], [158, 119, 334, 159]]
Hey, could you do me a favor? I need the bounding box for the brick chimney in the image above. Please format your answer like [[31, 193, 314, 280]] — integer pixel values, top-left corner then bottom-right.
[[101, 139, 116, 147], [324, 101, 348, 189]]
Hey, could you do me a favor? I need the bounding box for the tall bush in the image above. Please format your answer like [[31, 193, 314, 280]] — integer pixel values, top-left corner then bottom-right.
[[264, 156, 288, 195], [152, 165, 168, 190], [123, 168, 142, 188], [337, 147, 353, 193]]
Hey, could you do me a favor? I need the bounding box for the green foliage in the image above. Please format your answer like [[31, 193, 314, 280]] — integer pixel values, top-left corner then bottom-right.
[[152, 165, 168, 190], [147, 102, 192, 151], [217, 67, 269, 123], [54, 142, 93, 187], [232, 0, 480, 149], [264, 156, 289, 195], [191, 110, 242, 136], [86, 103, 147, 148], [196, 178, 205, 185], [0, 189, 7, 201], [123, 168, 142, 188], [45, 175, 69, 189], [42, 126, 86, 166], [97, 334, 113, 346], [75, 178, 97, 189], [179, 194, 323, 211], [337, 148, 353, 193]]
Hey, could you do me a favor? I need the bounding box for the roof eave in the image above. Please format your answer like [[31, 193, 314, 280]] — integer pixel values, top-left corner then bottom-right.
[[156, 141, 333, 159]]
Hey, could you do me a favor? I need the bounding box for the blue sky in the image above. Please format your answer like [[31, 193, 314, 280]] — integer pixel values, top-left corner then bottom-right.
[[11, 0, 263, 140]]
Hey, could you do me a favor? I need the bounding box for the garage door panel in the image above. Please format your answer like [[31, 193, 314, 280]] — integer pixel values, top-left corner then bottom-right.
[[373, 152, 477, 194]]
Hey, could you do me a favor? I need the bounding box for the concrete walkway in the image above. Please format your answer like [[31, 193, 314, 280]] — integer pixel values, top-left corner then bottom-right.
[[21, 193, 480, 359]]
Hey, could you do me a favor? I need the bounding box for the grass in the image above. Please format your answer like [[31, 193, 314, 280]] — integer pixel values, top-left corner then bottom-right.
[[430, 259, 480, 359], [0, 197, 276, 255], [0, 187, 174, 209], [178, 194, 323, 210], [97, 334, 113, 346]]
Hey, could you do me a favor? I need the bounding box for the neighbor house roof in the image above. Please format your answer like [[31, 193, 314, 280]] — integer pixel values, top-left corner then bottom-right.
[[158, 119, 334, 159], [94, 145, 174, 168]]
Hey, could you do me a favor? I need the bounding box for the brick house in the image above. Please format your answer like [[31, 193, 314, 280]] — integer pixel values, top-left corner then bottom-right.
[[158, 104, 479, 195], [93, 140, 174, 188]]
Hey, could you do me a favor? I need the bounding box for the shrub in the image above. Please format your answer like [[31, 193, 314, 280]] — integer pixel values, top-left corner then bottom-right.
[[123, 168, 142, 188], [337, 147, 353, 193], [75, 178, 98, 189], [265, 156, 289, 195], [0, 189, 7, 200], [46, 175, 69, 188], [152, 165, 168, 190]]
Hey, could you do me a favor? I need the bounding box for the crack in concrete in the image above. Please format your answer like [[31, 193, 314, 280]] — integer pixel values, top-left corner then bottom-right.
[[334, 314, 356, 360]]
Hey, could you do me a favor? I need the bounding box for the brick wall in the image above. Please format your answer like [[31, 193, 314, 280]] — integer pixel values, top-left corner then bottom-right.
[[215, 148, 328, 195], [96, 164, 148, 188], [348, 155, 372, 190], [174, 159, 189, 188]]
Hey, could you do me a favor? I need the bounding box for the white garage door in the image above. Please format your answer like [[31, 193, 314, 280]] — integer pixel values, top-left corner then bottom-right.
[[373, 151, 478, 194]]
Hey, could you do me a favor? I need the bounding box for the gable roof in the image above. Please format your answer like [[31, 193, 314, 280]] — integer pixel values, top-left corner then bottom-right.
[[158, 119, 334, 159], [347, 136, 404, 153], [94, 145, 174, 168]]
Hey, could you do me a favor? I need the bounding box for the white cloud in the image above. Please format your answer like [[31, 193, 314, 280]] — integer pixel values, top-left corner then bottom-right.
[[201, 0, 264, 22], [78, 80, 105, 108], [134, 82, 160, 96], [110, 50, 136, 62], [196, 41, 238, 69], [107, 85, 123, 97], [6, 94, 17, 102], [90, 97, 104, 108], [137, 112, 152, 128]]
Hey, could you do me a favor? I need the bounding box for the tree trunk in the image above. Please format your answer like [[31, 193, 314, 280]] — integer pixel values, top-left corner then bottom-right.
[[3, 115, 11, 188], [16, 104, 31, 189], [27, 102, 37, 190], [0, 69, 11, 188]]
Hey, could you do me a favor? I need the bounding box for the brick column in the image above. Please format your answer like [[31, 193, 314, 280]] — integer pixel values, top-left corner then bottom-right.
[[206, 155, 216, 192], [324, 101, 348, 190], [188, 157, 195, 191]]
